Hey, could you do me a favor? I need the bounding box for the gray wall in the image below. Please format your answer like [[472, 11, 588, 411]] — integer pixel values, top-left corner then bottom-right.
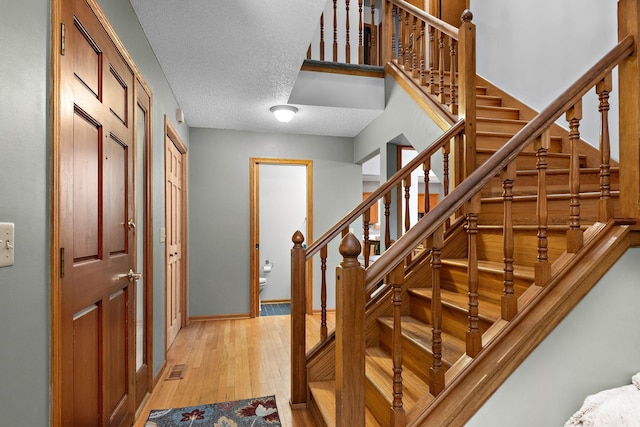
[[96, 0, 189, 376], [0, 0, 49, 425], [468, 248, 640, 426], [188, 128, 361, 316]]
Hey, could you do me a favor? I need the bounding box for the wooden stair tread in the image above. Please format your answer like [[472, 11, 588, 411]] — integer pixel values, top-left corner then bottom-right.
[[365, 346, 432, 410], [309, 381, 382, 427], [377, 316, 465, 366], [408, 287, 501, 323], [441, 258, 535, 280]]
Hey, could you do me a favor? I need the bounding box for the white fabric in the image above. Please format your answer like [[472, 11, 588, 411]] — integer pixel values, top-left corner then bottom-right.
[[565, 373, 640, 427]]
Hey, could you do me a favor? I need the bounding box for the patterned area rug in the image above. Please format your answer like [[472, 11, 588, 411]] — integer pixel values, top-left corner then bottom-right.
[[145, 395, 281, 426]]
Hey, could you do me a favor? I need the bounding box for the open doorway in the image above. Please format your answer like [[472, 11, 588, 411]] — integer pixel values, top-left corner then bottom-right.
[[249, 158, 313, 317]]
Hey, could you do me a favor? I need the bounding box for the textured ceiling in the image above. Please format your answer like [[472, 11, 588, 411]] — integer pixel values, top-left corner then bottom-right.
[[129, 0, 382, 137]]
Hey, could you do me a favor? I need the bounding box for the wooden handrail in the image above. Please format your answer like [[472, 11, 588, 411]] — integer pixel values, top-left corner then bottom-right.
[[365, 35, 635, 288], [388, 0, 459, 38], [305, 119, 465, 260]]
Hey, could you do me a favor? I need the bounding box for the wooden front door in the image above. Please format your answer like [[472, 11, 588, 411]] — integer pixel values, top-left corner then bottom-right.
[[58, 0, 136, 424], [165, 122, 186, 349]]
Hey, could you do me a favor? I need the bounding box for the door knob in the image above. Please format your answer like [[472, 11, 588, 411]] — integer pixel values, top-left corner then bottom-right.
[[127, 219, 136, 230], [127, 269, 142, 281]]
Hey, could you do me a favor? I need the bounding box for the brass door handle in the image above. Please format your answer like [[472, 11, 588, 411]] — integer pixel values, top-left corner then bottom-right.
[[127, 269, 142, 281]]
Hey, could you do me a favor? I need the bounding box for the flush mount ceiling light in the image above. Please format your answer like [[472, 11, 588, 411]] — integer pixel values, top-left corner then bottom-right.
[[270, 105, 298, 123]]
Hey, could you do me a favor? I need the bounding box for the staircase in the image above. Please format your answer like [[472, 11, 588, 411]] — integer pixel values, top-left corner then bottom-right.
[[291, 1, 640, 426]]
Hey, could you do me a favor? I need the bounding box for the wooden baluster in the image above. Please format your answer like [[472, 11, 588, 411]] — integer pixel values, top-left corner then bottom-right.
[[363, 210, 371, 268], [459, 11, 477, 180], [419, 21, 426, 86], [403, 174, 412, 264], [442, 144, 450, 198], [384, 192, 392, 249], [397, 9, 404, 65], [390, 263, 406, 426], [388, 5, 396, 63], [597, 73, 613, 222], [501, 163, 517, 321], [290, 231, 307, 406], [404, 11, 411, 69], [566, 100, 583, 253], [428, 25, 436, 94], [423, 160, 431, 213], [333, 0, 338, 62], [371, 0, 376, 65], [438, 33, 445, 102], [335, 233, 365, 426], [449, 39, 458, 115], [358, 0, 363, 64], [345, 0, 351, 63], [535, 130, 551, 286], [320, 245, 328, 341], [466, 195, 482, 357], [429, 226, 445, 395], [412, 15, 418, 78], [320, 12, 325, 61]]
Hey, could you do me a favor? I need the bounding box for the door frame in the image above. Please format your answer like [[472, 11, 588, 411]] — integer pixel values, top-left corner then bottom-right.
[[249, 158, 313, 317], [50, 0, 153, 423], [164, 117, 188, 350]]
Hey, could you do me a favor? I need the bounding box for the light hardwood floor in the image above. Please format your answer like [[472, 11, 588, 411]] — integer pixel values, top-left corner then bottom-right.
[[133, 313, 335, 426]]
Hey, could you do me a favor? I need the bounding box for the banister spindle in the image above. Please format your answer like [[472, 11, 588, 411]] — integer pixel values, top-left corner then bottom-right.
[[429, 226, 445, 396], [371, 0, 376, 65], [535, 131, 551, 286], [320, 245, 328, 341], [335, 233, 365, 426], [345, 0, 351, 63], [404, 11, 411, 68], [320, 13, 325, 61], [438, 32, 445, 101], [397, 9, 404, 65], [403, 174, 412, 264], [501, 163, 517, 321], [412, 15, 418, 78], [358, 0, 363, 64], [390, 263, 406, 426], [466, 195, 482, 357], [428, 25, 436, 94], [566, 100, 583, 253], [597, 74, 613, 222], [290, 231, 307, 406], [384, 192, 392, 249], [333, 0, 338, 62], [449, 39, 458, 115], [419, 21, 426, 86], [423, 160, 431, 213], [363, 210, 371, 267]]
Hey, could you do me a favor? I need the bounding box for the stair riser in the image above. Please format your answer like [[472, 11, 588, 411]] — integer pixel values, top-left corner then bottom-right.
[[477, 135, 563, 153], [476, 229, 567, 266], [365, 381, 391, 427], [378, 326, 440, 384], [477, 106, 519, 120], [477, 95, 503, 107], [440, 267, 531, 305], [478, 195, 619, 226], [477, 120, 528, 134], [476, 152, 585, 170], [409, 297, 493, 342]]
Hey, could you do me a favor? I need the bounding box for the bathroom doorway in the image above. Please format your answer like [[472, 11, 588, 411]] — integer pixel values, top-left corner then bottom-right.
[[249, 158, 313, 317]]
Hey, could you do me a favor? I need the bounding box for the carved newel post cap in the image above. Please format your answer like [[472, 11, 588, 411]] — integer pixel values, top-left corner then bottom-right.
[[461, 9, 473, 23], [292, 230, 305, 246], [339, 233, 361, 260]]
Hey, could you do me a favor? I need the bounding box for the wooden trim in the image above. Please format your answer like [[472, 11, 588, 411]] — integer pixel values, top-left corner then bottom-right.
[[164, 117, 189, 348], [189, 313, 251, 322], [50, 1, 62, 425], [301, 60, 384, 77], [249, 158, 314, 317]]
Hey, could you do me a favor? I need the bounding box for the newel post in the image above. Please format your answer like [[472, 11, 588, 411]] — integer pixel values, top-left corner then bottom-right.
[[335, 233, 365, 426], [618, 0, 640, 221], [458, 10, 476, 180], [290, 230, 307, 408], [382, 0, 393, 65]]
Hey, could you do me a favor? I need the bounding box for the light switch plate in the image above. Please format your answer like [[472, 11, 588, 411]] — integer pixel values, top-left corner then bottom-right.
[[0, 222, 15, 267]]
